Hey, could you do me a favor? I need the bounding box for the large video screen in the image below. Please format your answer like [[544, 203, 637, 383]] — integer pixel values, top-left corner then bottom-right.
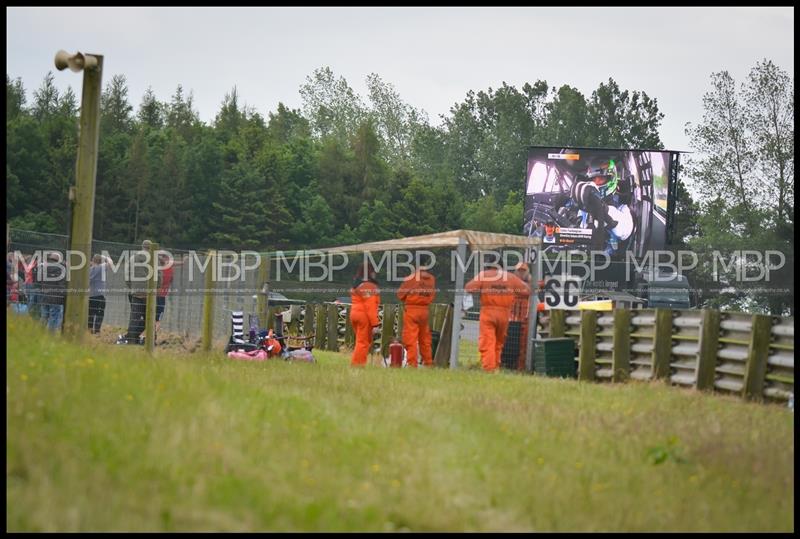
[[523, 147, 672, 258]]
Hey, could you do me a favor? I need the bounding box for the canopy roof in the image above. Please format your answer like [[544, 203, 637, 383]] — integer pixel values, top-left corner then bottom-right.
[[324, 229, 541, 253]]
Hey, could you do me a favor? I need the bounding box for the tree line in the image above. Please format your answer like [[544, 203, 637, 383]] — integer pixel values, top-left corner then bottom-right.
[[5, 61, 793, 314]]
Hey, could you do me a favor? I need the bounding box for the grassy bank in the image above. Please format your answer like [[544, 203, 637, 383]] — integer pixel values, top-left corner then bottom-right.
[[6, 313, 794, 531]]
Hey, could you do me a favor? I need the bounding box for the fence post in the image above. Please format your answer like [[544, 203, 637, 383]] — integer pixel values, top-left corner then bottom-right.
[[314, 303, 327, 350], [305, 303, 316, 339], [578, 310, 597, 381], [550, 309, 566, 338], [380, 304, 397, 357], [288, 305, 301, 335], [612, 308, 631, 383], [144, 242, 159, 355], [326, 303, 339, 351], [257, 252, 270, 325], [695, 309, 721, 390], [434, 304, 453, 367], [344, 305, 355, 348], [652, 308, 673, 381], [201, 250, 216, 352], [743, 314, 772, 401]]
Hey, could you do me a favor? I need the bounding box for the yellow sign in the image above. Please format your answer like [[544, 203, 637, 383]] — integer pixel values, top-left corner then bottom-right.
[[578, 300, 613, 311]]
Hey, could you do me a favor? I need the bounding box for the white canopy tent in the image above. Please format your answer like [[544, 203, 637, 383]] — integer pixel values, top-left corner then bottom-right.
[[325, 229, 542, 253], [322, 230, 543, 370]]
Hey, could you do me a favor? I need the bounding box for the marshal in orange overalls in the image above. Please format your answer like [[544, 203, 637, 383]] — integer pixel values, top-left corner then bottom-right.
[[350, 279, 380, 367], [397, 269, 437, 367], [464, 268, 531, 372]]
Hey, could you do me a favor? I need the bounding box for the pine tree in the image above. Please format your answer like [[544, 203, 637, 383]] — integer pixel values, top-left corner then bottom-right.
[[137, 87, 164, 130], [101, 74, 134, 135]]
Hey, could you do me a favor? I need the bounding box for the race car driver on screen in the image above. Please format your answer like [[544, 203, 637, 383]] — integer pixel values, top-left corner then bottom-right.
[[541, 156, 634, 256], [571, 157, 633, 255]]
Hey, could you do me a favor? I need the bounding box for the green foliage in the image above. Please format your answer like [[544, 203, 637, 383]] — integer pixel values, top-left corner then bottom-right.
[[300, 66, 367, 143], [6, 67, 674, 251], [101, 74, 134, 135], [645, 436, 687, 466], [394, 177, 438, 237], [31, 71, 59, 120], [8, 211, 59, 234], [588, 78, 664, 149], [365, 73, 428, 165], [295, 190, 337, 248], [685, 60, 794, 315], [7, 74, 27, 120], [356, 200, 397, 242], [461, 195, 499, 233], [137, 87, 164, 130]]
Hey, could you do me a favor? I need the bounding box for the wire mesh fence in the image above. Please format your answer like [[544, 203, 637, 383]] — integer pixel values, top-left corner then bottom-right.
[[7, 229, 538, 368]]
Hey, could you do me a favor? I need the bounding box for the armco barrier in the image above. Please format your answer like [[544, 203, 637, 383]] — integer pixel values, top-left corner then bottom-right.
[[548, 308, 794, 404]]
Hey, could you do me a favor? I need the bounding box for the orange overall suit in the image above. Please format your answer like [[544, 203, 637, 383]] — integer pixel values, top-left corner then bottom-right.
[[464, 268, 531, 372], [350, 279, 380, 366], [397, 270, 437, 367]]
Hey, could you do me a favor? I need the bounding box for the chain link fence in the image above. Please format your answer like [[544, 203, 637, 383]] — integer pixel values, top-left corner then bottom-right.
[[8, 230, 537, 366]]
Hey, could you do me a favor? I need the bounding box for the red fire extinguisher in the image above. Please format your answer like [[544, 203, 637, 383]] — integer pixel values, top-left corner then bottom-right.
[[389, 339, 404, 368]]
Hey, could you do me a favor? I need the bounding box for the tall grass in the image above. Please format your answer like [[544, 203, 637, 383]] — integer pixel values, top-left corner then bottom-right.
[[6, 313, 794, 531]]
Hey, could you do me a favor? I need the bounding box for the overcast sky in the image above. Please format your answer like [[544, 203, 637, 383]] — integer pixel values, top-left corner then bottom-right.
[[6, 6, 794, 153]]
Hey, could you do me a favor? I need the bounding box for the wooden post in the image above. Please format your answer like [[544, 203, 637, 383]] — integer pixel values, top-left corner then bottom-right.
[[651, 308, 673, 381], [201, 250, 216, 352], [742, 314, 773, 401], [612, 308, 631, 383], [326, 303, 339, 351], [344, 305, 355, 348], [144, 242, 159, 355], [433, 304, 453, 367], [380, 304, 397, 357], [62, 54, 103, 341], [269, 305, 283, 332], [315, 303, 327, 350], [257, 252, 270, 325], [578, 309, 597, 381], [695, 309, 721, 390], [426, 304, 436, 331], [305, 303, 316, 338], [549, 309, 566, 338], [288, 305, 301, 335]]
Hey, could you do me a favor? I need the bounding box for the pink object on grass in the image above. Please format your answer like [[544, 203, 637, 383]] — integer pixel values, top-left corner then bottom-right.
[[227, 349, 269, 361]]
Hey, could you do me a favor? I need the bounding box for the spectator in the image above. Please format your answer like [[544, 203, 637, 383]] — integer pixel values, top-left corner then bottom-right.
[[129, 240, 153, 307], [88, 254, 112, 334], [36, 251, 67, 332], [6, 252, 25, 312], [154, 252, 187, 336], [23, 254, 38, 317], [123, 244, 160, 343]]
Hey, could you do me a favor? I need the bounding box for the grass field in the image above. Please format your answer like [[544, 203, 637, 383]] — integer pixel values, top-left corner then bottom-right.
[[6, 313, 794, 532]]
